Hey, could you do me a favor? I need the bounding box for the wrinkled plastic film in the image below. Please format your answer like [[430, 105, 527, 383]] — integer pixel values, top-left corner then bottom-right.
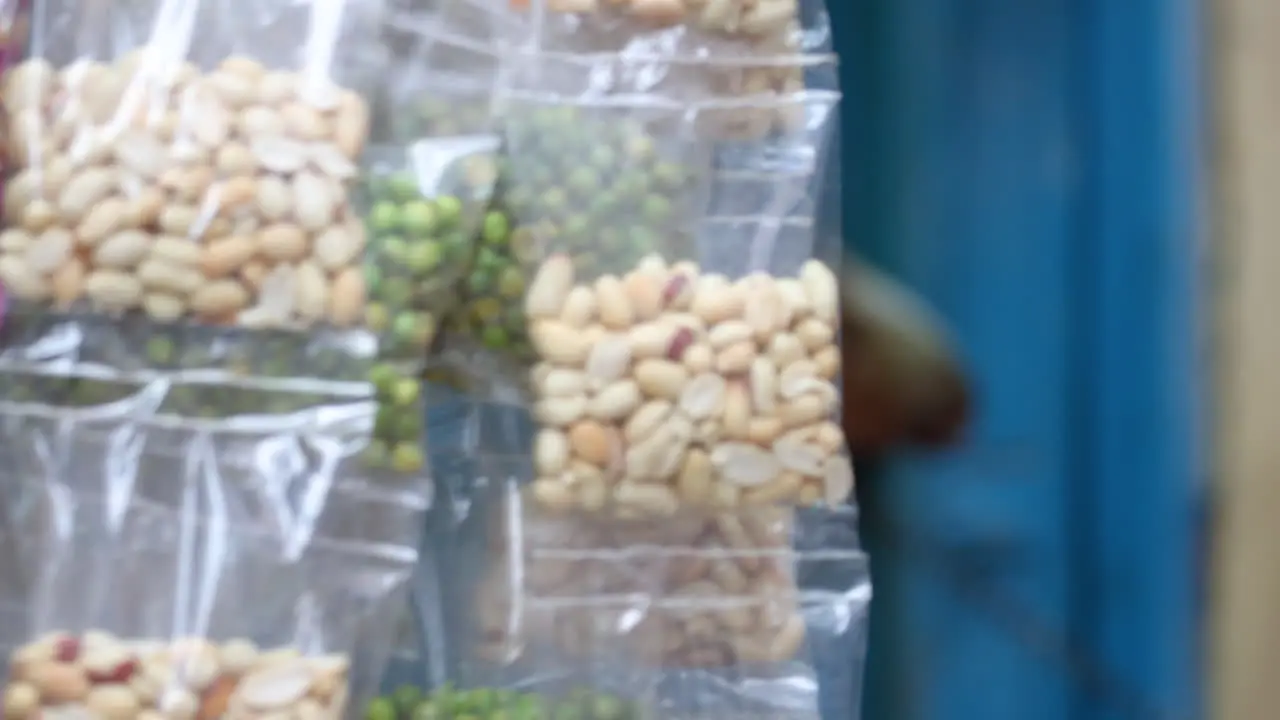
[[0, 367, 426, 719]]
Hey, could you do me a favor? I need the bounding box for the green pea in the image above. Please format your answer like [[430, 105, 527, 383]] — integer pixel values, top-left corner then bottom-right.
[[481, 325, 508, 349], [497, 267, 524, 298], [506, 187, 534, 213], [566, 167, 597, 197], [441, 229, 471, 257], [391, 443, 424, 472], [392, 313, 421, 347], [369, 364, 398, 395], [471, 297, 501, 322], [628, 226, 660, 251], [374, 405, 398, 437], [411, 703, 441, 720], [511, 228, 537, 263], [392, 686, 422, 716], [615, 172, 647, 198], [405, 242, 443, 275], [589, 695, 626, 720], [467, 271, 492, 295], [641, 195, 671, 225], [539, 187, 568, 214], [552, 704, 582, 720], [365, 697, 396, 720], [388, 172, 421, 202], [482, 211, 510, 245], [391, 377, 419, 406], [626, 131, 655, 160], [396, 411, 423, 442], [381, 278, 412, 308], [652, 160, 686, 189], [590, 145, 615, 169], [436, 195, 463, 228], [477, 247, 503, 271], [370, 202, 401, 234], [401, 200, 438, 236], [382, 236, 408, 264], [365, 303, 390, 333], [562, 215, 590, 243]]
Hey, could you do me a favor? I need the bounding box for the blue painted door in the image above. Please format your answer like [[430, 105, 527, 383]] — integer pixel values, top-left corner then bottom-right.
[[832, 1, 1202, 719]]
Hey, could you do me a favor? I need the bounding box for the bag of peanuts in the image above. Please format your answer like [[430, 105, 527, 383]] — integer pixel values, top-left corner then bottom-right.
[[0, 0, 459, 483], [475, 20, 851, 522], [0, 365, 432, 720], [432, 482, 867, 718], [503, 0, 808, 57], [410, 0, 865, 711], [450, 0, 833, 142]]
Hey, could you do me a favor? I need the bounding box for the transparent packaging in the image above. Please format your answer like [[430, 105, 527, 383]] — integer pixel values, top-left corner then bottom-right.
[[0, 366, 430, 720], [0, 0, 452, 490], [1, 0, 382, 332], [447, 39, 852, 517], [467, 0, 834, 146], [424, 460, 867, 718], [362, 8, 505, 361], [511, 0, 804, 55], [411, 0, 864, 712]]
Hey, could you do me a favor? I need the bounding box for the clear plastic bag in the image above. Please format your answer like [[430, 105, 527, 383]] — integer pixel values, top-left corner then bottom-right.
[[511, 0, 804, 53], [0, 366, 428, 720], [464, 53, 850, 517], [411, 0, 863, 712], [1, 0, 380, 331], [362, 7, 505, 362], [464, 0, 834, 146], [424, 461, 868, 718], [0, 0, 462, 484]]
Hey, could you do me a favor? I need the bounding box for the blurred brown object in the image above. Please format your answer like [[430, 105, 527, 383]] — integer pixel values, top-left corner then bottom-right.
[[839, 260, 972, 453], [1212, 0, 1280, 717]]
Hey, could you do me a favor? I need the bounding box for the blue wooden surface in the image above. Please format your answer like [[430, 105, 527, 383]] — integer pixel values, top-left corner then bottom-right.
[[834, 1, 1202, 719], [1072, 0, 1202, 718]]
